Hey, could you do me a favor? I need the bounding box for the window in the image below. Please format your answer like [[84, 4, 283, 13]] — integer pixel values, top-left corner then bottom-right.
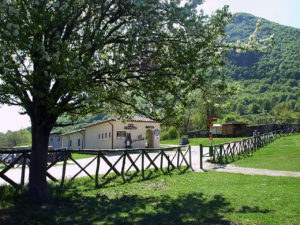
[[109, 132, 111, 138], [98, 134, 101, 139], [117, 131, 126, 138], [105, 133, 107, 138], [78, 139, 81, 147], [69, 140, 72, 147], [102, 133, 104, 139], [57, 138, 60, 142], [50, 138, 53, 142]]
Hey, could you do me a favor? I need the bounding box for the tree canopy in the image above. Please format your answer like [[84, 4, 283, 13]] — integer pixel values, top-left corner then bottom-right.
[[0, 0, 234, 123]]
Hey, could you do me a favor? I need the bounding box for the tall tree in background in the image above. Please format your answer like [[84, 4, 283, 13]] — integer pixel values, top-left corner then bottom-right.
[[0, 0, 271, 203]]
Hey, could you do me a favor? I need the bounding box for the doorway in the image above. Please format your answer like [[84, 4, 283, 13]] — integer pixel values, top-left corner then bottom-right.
[[146, 129, 154, 148]]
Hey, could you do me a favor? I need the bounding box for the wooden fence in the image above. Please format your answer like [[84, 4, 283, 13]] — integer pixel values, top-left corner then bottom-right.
[[200, 128, 296, 165], [0, 146, 192, 189]]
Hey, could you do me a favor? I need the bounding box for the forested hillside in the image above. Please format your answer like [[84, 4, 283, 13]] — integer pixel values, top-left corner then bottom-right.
[[224, 13, 300, 123]]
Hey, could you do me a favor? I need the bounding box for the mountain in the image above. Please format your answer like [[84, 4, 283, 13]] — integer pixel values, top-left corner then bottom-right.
[[223, 13, 300, 123], [226, 13, 300, 80]]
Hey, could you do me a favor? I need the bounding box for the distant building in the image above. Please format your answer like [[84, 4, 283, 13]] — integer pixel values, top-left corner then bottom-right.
[[222, 121, 247, 136], [61, 116, 160, 150], [212, 124, 222, 135], [49, 132, 62, 149]]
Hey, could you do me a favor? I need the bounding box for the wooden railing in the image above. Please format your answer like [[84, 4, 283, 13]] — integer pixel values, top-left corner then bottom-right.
[[205, 128, 297, 164], [0, 146, 193, 189], [211, 132, 275, 163]]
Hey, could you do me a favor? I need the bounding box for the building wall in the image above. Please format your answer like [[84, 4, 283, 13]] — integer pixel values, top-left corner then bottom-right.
[[85, 122, 113, 149], [112, 120, 160, 149], [61, 131, 84, 150], [49, 134, 62, 149], [222, 125, 237, 136]]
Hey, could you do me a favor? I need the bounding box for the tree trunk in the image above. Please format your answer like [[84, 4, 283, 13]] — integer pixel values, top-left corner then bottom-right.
[[28, 119, 53, 203]]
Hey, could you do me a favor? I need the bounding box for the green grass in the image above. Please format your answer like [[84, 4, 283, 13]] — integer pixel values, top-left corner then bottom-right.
[[233, 134, 300, 172], [161, 137, 248, 146], [71, 153, 95, 160], [1, 171, 299, 225]]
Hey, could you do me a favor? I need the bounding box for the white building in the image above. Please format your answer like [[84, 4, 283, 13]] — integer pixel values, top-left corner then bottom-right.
[[61, 117, 160, 150]]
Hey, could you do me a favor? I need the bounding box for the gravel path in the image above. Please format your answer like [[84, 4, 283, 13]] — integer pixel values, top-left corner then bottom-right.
[[201, 163, 300, 177]]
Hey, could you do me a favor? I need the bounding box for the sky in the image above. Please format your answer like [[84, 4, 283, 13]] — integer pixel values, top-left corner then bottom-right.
[[0, 0, 299, 133]]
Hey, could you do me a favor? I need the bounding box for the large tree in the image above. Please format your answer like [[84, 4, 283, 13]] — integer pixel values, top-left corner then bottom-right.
[[0, 0, 271, 203]]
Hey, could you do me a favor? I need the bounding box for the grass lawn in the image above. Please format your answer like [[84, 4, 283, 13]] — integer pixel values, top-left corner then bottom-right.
[[233, 134, 300, 172], [161, 137, 248, 146], [71, 153, 95, 160], [1, 170, 299, 225]]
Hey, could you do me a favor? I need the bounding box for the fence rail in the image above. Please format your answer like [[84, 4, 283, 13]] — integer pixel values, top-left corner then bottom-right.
[[0, 146, 192, 189]]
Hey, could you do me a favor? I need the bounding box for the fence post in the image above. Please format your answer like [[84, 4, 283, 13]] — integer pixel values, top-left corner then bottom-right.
[[160, 149, 164, 171], [209, 145, 215, 162], [20, 152, 27, 187], [60, 151, 68, 188], [219, 145, 223, 163], [142, 150, 145, 179], [121, 151, 126, 182], [200, 144, 203, 170], [95, 152, 101, 187], [188, 146, 193, 171], [177, 147, 180, 169]]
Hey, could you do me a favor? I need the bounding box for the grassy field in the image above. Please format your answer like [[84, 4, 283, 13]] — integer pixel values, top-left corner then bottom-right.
[[161, 137, 247, 146], [233, 134, 300, 172], [71, 153, 95, 160], [0, 170, 299, 225]]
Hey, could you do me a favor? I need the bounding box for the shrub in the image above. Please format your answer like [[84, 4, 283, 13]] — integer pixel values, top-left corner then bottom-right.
[[160, 126, 179, 140]]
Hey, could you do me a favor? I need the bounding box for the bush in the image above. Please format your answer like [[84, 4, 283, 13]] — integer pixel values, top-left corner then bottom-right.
[[160, 131, 169, 141], [168, 126, 179, 139], [160, 126, 179, 140]]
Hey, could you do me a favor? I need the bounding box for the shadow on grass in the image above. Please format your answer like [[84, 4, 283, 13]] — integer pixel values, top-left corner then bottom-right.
[[0, 170, 273, 225], [1, 191, 234, 225]]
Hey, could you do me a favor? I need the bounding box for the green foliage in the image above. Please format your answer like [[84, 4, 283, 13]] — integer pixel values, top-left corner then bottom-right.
[[226, 13, 299, 80], [223, 114, 236, 122], [0, 129, 31, 147], [160, 126, 179, 141]]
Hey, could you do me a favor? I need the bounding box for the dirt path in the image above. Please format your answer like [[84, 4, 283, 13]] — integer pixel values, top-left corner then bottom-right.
[[202, 163, 300, 177]]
